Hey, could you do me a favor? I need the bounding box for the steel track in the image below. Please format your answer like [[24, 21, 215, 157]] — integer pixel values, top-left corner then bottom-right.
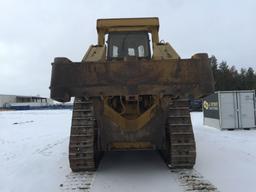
[[69, 97, 100, 172], [166, 99, 196, 168]]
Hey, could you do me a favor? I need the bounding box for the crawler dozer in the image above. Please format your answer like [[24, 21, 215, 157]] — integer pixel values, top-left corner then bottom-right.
[[50, 17, 214, 171]]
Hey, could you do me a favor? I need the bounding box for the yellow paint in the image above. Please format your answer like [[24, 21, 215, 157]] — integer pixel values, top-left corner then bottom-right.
[[83, 45, 106, 62], [103, 97, 159, 131], [96, 17, 159, 46]]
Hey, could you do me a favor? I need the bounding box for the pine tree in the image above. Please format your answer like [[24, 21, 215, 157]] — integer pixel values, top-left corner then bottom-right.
[[210, 55, 256, 91]]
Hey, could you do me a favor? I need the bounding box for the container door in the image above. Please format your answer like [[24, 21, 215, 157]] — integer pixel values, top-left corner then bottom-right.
[[220, 93, 238, 129], [237, 92, 256, 128]]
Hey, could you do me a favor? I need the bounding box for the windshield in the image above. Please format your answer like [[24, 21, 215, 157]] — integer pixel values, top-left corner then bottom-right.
[[107, 32, 151, 60]]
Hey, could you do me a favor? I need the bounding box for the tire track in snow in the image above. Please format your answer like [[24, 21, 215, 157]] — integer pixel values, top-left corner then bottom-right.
[[174, 169, 219, 192], [33, 138, 67, 156], [60, 172, 95, 192], [1, 152, 16, 161]]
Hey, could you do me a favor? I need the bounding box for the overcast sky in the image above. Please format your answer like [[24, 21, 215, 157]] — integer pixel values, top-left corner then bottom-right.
[[0, 0, 255, 97]]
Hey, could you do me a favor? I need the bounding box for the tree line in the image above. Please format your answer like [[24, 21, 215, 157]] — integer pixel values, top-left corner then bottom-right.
[[209, 55, 256, 91]]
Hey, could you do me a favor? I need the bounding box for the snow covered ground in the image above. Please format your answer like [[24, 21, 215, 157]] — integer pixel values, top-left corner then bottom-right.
[[0, 110, 256, 192], [0, 110, 72, 192], [192, 112, 256, 192]]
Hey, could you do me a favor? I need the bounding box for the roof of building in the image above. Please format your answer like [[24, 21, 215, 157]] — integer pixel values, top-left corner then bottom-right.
[[0, 94, 48, 99]]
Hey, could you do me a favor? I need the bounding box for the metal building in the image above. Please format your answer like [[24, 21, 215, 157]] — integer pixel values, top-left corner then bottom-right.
[[0, 94, 54, 110], [203, 90, 256, 130]]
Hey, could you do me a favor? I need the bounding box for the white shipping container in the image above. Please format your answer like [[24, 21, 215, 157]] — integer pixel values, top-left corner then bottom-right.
[[203, 90, 256, 130]]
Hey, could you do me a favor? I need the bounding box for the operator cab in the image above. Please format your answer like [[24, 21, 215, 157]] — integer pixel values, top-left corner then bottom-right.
[[107, 32, 151, 60]]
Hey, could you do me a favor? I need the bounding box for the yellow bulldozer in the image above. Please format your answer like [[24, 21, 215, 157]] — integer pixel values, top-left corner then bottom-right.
[[50, 17, 214, 171]]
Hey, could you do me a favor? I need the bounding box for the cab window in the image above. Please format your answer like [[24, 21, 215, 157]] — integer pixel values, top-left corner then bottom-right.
[[107, 32, 151, 60]]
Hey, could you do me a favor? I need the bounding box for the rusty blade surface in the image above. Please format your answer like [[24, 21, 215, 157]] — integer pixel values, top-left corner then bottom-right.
[[50, 58, 214, 102]]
